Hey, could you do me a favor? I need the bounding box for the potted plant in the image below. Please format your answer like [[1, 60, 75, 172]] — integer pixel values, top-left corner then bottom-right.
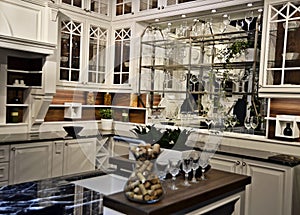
[[219, 40, 251, 63], [99, 108, 113, 130]]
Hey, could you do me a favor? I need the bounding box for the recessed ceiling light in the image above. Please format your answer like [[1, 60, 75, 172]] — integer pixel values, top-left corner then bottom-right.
[[223, 14, 228, 18], [155, 18, 160, 22], [258, 8, 263, 12], [181, 14, 186, 18], [247, 3, 253, 7], [167, 22, 172, 26], [211, 9, 217, 13]]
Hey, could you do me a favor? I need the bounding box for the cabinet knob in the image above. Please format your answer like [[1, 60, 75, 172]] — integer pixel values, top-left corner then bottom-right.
[[242, 162, 246, 166], [161, 6, 165, 9], [65, 142, 69, 146], [131, 12, 134, 15], [11, 147, 16, 151], [235, 160, 240, 165]]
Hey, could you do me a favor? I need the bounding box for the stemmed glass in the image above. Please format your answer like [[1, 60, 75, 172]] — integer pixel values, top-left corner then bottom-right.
[[202, 72, 211, 93], [182, 157, 192, 186], [223, 116, 230, 131], [190, 74, 199, 92], [205, 117, 214, 130], [219, 14, 231, 33], [168, 158, 182, 190], [244, 115, 252, 133], [199, 159, 209, 180], [250, 116, 259, 134], [191, 151, 200, 183], [229, 114, 238, 131], [155, 160, 169, 181], [245, 11, 254, 31], [215, 70, 224, 92]]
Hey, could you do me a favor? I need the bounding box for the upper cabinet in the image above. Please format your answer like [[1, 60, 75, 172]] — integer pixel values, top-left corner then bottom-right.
[[58, 0, 110, 19], [57, 12, 110, 89], [259, 0, 300, 97]]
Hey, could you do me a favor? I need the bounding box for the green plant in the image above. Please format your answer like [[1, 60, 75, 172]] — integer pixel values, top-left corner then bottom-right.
[[99, 108, 112, 119], [219, 40, 250, 63], [131, 125, 192, 150]]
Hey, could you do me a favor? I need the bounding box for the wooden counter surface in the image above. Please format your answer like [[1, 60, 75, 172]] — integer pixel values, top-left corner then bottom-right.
[[103, 169, 251, 215]]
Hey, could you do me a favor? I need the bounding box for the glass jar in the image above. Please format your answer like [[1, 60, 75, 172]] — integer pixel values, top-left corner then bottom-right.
[[124, 144, 164, 204]]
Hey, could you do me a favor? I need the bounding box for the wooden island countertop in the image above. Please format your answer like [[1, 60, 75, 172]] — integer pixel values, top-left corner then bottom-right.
[[103, 169, 251, 215]]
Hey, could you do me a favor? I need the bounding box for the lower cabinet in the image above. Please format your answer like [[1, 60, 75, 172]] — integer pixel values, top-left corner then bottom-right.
[[9, 142, 52, 185], [8, 138, 97, 185], [63, 138, 96, 175], [210, 154, 298, 215]]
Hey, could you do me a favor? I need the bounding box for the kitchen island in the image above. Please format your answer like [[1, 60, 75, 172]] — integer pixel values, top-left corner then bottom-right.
[[0, 167, 250, 215], [103, 169, 251, 215]]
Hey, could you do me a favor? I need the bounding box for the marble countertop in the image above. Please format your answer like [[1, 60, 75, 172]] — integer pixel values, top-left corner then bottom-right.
[[0, 170, 112, 214]]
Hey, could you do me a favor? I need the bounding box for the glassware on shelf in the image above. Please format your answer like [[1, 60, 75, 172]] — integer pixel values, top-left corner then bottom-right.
[[229, 114, 238, 131], [250, 116, 259, 133], [223, 116, 230, 131], [235, 20, 244, 31], [190, 74, 199, 92], [168, 158, 182, 190], [219, 14, 231, 33], [244, 115, 252, 133], [182, 156, 192, 186], [245, 11, 254, 31]]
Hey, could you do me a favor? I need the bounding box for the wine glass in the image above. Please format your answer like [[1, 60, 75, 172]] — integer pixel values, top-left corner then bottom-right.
[[245, 11, 254, 31], [155, 160, 169, 181], [202, 72, 211, 92], [191, 152, 200, 183], [168, 158, 182, 190], [219, 14, 231, 33], [244, 115, 252, 133], [199, 159, 209, 180], [215, 70, 224, 92], [190, 74, 199, 92], [182, 157, 192, 186], [235, 20, 244, 31], [229, 114, 238, 131], [250, 116, 259, 134], [223, 116, 230, 131], [204, 117, 214, 130]]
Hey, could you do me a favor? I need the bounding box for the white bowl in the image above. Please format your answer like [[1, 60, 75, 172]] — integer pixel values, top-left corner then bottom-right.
[[285, 52, 299, 60]]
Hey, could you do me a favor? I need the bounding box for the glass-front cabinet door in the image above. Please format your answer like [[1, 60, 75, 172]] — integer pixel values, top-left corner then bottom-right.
[[60, 20, 82, 82], [260, 0, 300, 96], [88, 25, 108, 84], [113, 27, 131, 85], [60, 0, 110, 17], [58, 14, 109, 87]]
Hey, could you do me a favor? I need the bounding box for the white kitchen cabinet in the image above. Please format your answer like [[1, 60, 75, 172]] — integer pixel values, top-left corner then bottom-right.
[[57, 0, 110, 18], [57, 10, 110, 89], [259, 0, 300, 97], [210, 154, 298, 215], [63, 138, 96, 175], [0, 145, 9, 185], [9, 142, 52, 185]]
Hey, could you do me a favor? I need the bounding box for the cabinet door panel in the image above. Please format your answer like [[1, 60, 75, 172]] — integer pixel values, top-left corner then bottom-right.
[[210, 155, 241, 174], [244, 160, 287, 215], [9, 142, 52, 184], [63, 139, 96, 175]]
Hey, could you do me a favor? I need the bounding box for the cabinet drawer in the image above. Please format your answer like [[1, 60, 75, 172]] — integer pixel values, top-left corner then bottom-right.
[[0, 145, 9, 162], [0, 163, 9, 182]]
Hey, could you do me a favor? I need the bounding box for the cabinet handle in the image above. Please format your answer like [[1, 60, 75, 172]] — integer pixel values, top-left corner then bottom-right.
[[65, 142, 69, 146], [161, 6, 164, 9], [242, 162, 246, 166], [131, 12, 134, 15], [11, 147, 16, 151], [235, 161, 240, 165], [158, 6, 161, 10]]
